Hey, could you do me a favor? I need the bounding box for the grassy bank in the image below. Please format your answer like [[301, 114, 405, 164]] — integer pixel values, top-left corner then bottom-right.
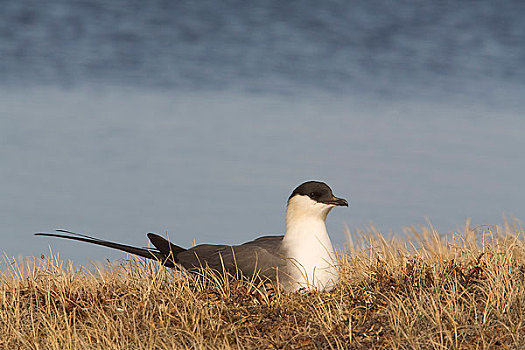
[[2, 222, 525, 349]]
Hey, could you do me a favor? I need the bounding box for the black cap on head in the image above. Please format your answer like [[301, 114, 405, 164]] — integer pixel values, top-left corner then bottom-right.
[[289, 181, 348, 206]]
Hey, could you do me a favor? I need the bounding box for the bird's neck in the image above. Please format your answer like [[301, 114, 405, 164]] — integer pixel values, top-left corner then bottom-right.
[[283, 210, 332, 247], [282, 198, 334, 249]]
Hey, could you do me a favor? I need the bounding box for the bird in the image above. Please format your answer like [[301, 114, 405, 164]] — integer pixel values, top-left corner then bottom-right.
[[36, 181, 348, 291]]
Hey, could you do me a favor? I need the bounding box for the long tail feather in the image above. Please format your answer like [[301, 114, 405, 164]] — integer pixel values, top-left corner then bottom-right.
[[35, 231, 176, 267]]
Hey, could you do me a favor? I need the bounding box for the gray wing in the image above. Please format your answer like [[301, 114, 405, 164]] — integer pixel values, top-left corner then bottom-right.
[[176, 236, 289, 282], [36, 231, 292, 285]]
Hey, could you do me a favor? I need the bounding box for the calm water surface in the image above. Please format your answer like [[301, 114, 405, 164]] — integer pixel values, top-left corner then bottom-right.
[[1, 1, 524, 265]]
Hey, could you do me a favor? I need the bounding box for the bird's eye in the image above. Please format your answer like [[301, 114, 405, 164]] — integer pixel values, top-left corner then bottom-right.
[[309, 192, 316, 197]]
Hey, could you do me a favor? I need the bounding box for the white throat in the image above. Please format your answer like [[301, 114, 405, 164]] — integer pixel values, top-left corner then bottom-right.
[[281, 195, 339, 291]]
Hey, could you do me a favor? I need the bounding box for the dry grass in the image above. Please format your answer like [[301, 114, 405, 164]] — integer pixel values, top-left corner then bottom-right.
[[2, 221, 525, 349]]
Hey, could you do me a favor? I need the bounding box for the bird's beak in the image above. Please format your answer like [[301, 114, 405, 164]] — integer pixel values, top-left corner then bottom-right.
[[326, 196, 348, 207]]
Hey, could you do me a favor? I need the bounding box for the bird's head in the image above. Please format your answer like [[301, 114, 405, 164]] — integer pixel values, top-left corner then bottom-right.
[[286, 181, 348, 222]]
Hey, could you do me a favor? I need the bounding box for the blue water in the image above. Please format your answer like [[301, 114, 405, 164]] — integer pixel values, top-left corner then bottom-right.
[[2, 1, 525, 265]]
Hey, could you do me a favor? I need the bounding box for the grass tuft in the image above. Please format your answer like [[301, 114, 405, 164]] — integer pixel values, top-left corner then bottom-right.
[[2, 222, 525, 349]]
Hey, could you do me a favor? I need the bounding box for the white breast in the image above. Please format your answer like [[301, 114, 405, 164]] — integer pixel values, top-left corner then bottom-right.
[[281, 195, 339, 291]]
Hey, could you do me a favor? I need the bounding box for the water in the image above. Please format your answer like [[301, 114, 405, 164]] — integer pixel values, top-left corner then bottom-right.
[[1, 1, 525, 265], [3, 1, 525, 95]]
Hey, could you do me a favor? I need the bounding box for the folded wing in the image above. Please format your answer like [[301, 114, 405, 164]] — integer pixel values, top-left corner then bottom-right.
[[35, 231, 288, 283]]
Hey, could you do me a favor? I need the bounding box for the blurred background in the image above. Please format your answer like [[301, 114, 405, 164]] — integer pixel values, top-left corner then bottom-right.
[[2, 1, 524, 265]]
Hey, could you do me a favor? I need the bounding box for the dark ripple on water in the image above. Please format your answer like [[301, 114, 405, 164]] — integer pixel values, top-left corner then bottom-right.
[[1, 0, 524, 96]]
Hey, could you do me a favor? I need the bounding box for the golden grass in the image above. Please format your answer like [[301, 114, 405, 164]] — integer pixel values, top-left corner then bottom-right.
[[2, 222, 525, 349]]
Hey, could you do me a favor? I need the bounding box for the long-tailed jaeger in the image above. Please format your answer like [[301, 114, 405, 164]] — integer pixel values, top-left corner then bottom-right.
[[36, 181, 348, 291]]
